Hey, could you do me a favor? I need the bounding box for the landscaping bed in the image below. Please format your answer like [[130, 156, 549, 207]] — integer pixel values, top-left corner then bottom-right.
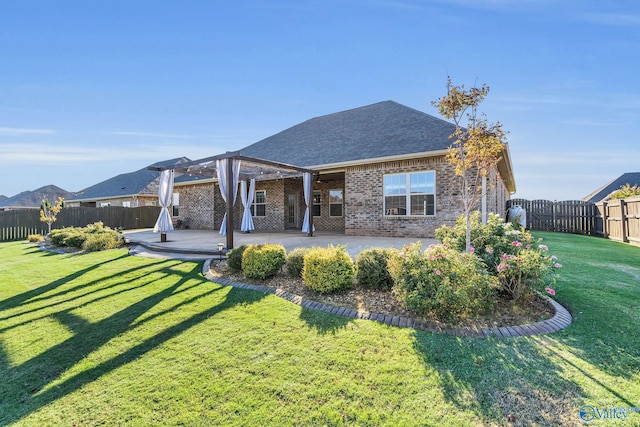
[[209, 258, 554, 330]]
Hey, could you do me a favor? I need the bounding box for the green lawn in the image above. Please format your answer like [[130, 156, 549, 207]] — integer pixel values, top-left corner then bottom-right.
[[0, 233, 638, 426]]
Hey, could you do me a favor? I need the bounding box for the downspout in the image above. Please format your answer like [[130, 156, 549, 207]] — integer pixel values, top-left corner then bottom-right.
[[482, 176, 487, 224]]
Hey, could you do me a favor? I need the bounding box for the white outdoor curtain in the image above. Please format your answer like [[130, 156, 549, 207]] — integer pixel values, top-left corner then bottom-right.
[[240, 178, 256, 232], [302, 172, 315, 233], [153, 169, 175, 233], [217, 158, 241, 235]]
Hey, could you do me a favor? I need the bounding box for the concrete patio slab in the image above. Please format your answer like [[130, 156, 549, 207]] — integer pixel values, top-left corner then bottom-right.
[[123, 228, 437, 259]]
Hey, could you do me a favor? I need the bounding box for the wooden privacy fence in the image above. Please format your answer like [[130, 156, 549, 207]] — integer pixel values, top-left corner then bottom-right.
[[0, 206, 161, 242], [596, 197, 640, 246], [507, 197, 640, 246]]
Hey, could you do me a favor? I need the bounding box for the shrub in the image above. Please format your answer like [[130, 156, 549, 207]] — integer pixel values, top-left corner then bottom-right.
[[436, 212, 561, 301], [241, 244, 286, 280], [495, 243, 561, 301], [355, 247, 395, 290], [227, 244, 248, 271], [47, 223, 124, 251], [285, 247, 312, 277], [83, 231, 123, 252], [388, 243, 499, 322], [85, 221, 106, 233], [64, 231, 88, 248], [27, 234, 45, 243], [302, 245, 355, 293], [49, 228, 73, 246]]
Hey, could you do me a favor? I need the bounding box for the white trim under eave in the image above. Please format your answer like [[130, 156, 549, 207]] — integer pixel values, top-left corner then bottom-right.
[[307, 149, 451, 171]]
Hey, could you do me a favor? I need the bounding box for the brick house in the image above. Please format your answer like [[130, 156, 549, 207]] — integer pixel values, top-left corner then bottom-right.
[[170, 101, 515, 238]]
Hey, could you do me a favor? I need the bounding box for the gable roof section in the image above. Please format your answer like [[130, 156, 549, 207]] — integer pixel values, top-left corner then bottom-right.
[[70, 157, 191, 202], [582, 172, 640, 203], [0, 185, 75, 209], [240, 101, 457, 168], [239, 100, 516, 193]]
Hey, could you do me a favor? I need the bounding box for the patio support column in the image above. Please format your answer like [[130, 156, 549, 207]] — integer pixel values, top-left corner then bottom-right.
[[302, 172, 314, 237], [308, 182, 314, 237], [226, 157, 234, 249]]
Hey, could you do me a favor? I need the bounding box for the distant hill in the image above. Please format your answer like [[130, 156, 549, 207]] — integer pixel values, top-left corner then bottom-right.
[[0, 185, 76, 209]]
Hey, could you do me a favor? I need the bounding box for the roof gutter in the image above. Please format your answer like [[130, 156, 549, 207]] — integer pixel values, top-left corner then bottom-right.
[[499, 144, 517, 194]]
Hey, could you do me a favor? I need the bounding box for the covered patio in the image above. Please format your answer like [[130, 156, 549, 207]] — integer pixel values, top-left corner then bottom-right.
[[148, 150, 318, 250], [123, 228, 436, 260]]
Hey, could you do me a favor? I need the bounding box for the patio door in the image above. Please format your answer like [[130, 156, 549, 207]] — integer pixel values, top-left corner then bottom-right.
[[287, 192, 299, 229]]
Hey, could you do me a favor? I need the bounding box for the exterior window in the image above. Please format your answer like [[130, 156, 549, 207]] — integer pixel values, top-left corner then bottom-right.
[[172, 193, 179, 216], [100, 202, 111, 207], [384, 171, 435, 216], [145, 201, 156, 207], [252, 190, 266, 217], [312, 191, 321, 216], [122, 201, 131, 208], [329, 189, 343, 217]]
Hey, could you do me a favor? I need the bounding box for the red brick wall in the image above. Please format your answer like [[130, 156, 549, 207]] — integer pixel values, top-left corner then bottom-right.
[[175, 156, 511, 236], [344, 156, 463, 238]]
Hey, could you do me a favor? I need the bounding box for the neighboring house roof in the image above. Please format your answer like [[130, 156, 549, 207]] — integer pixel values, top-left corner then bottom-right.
[[582, 172, 640, 203], [0, 185, 75, 209], [0, 195, 7, 202], [239, 100, 516, 192], [70, 157, 193, 202], [240, 101, 457, 168]]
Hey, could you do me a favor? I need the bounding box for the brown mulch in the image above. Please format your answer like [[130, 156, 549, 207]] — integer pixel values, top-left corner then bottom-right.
[[208, 259, 555, 329]]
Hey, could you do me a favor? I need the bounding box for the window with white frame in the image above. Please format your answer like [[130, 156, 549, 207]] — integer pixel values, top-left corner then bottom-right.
[[172, 193, 179, 216], [312, 191, 321, 216], [329, 189, 343, 217], [100, 202, 111, 207], [145, 200, 156, 207], [252, 190, 266, 217], [384, 171, 435, 216], [122, 201, 131, 208]]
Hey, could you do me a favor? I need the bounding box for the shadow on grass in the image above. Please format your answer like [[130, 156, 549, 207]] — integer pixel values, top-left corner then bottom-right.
[[0, 261, 267, 425], [412, 333, 587, 426], [533, 232, 640, 379], [298, 305, 352, 335], [0, 257, 186, 334], [0, 252, 131, 309]]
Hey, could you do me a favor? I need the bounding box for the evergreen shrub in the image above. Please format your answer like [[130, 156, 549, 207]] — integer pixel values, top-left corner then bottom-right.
[[302, 245, 354, 294], [242, 244, 286, 280], [355, 247, 394, 290]]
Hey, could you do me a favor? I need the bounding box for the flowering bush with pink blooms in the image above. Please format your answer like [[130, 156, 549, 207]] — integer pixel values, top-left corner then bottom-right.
[[387, 243, 499, 322], [436, 213, 561, 301]]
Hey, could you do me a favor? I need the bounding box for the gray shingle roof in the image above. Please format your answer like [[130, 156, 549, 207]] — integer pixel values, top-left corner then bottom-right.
[[70, 157, 191, 201], [583, 172, 640, 203], [0, 185, 75, 208], [239, 101, 457, 167]]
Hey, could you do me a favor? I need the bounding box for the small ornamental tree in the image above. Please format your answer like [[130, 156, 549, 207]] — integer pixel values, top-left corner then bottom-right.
[[40, 197, 65, 234], [433, 77, 508, 252]]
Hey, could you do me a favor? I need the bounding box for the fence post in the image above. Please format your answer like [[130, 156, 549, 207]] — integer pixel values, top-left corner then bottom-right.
[[620, 199, 628, 243]]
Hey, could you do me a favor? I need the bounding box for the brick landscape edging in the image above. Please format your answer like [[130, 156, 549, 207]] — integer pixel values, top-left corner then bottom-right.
[[202, 259, 572, 338]]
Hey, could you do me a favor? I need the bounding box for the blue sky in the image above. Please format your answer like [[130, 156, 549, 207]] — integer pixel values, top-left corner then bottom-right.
[[1, 0, 638, 201]]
